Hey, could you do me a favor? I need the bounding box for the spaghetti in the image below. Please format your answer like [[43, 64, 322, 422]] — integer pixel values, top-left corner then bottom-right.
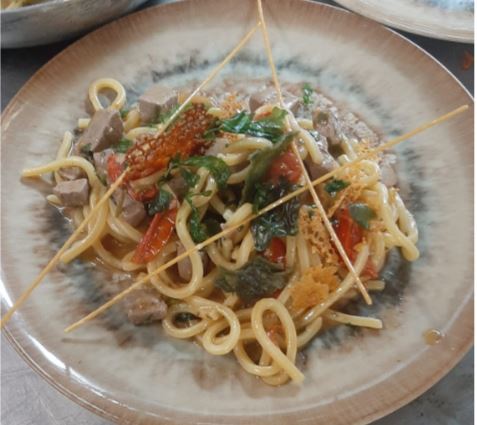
[[22, 75, 421, 385]]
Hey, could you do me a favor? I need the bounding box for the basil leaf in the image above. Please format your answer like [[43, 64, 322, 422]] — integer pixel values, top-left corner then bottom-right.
[[209, 107, 288, 144], [324, 179, 349, 197], [251, 178, 300, 251], [219, 111, 252, 134], [120, 108, 129, 119], [241, 132, 296, 204], [114, 137, 133, 153], [175, 312, 199, 323], [181, 156, 231, 190], [146, 188, 172, 216], [302, 83, 313, 106], [215, 257, 292, 303], [188, 206, 209, 243], [185, 193, 209, 243], [180, 168, 199, 188], [349, 203, 376, 229], [161, 156, 230, 192], [245, 107, 288, 142]]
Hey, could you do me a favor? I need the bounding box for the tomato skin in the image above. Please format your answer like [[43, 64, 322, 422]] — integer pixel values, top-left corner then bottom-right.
[[334, 208, 378, 279], [128, 186, 158, 202], [263, 237, 286, 266], [107, 154, 123, 182], [266, 150, 302, 184], [132, 207, 177, 264], [334, 208, 363, 260]]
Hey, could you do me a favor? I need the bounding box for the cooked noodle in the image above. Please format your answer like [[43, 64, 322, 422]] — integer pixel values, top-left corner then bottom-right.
[[21, 77, 419, 385]]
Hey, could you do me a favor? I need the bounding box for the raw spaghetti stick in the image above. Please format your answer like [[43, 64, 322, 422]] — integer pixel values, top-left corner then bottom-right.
[[63, 105, 468, 333], [0, 22, 261, 329], [256, 0, 371, 304]]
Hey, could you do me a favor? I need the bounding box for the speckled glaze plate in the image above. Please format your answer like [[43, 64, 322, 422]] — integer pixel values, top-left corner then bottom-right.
[[335, 0, 474, 43], [1, 1, 474, 424]]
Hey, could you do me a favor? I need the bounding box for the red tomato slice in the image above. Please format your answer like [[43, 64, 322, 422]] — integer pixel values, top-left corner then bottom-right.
[[263, 237, 286, 267], [132, 207, 177, 264], [266, 150, 302, 184], [107, 154, 123, 183], [334, 207, 378, 278], [334, 208, 363, 261]]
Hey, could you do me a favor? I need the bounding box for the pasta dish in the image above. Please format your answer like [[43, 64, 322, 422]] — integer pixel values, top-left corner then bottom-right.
[[21, 76, 419, 385]]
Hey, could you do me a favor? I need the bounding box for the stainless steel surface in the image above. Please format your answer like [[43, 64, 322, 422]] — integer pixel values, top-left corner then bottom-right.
[[1, 0, 473, 424]]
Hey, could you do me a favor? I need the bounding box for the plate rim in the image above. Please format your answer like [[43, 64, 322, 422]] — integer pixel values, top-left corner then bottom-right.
[[1, 0, 474, 424], [334, 0, 474, 43]]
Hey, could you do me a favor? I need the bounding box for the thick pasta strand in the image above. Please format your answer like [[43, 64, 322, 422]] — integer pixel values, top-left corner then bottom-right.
[[27, 72, 424, 387]]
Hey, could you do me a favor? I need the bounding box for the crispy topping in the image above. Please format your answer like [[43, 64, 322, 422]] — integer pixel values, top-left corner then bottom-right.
[[125, 103, 215, 181], [220, 93, 244, 118], [290, 266, 339, 311], [299, 206, 339, 266]]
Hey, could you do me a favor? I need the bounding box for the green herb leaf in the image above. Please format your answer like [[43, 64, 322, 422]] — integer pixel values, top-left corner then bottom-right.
[[251, 178, 300, 251], [180, 168, 200, 188], [120, 108, 129, 119], [324, 179, 350, 197], [246, 107, 287, 142], [208, 107, 288, 144], [349, 203, 376, 229], [188, 206, 209, 243], [215, 257, 292, 303], [184, 193, 209, 243], [175, 312, 199, 324], [114, 137, 133, 153], [146, 188, 173, 216], [302, 83, 313, 106], [181, 156, 231, 190], [161, 155, 231, 192], [219, 111, 252, 134], [241, 132, 296, 204]]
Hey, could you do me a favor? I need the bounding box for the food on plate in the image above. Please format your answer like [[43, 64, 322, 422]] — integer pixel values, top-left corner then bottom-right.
[[22, 76, 419, 385]]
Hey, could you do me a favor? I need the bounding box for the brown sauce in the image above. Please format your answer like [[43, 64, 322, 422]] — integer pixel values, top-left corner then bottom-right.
[[423, 329, 443, 345]]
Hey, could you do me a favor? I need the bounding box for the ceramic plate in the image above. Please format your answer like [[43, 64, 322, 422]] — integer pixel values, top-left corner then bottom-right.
[[0, 0, 150, 48], [1, 1, 473, 424], [335, 0, 474, 43]]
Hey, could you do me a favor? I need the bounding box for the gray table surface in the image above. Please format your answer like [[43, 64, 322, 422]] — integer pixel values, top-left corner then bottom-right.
[[1, 1, 474, 424]]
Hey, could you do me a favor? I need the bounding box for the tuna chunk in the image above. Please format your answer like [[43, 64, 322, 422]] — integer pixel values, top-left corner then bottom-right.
[[138, 85, 177, 123], [93, 149, 114, 182], [305, 133, 339, 180], [78, 109, 123, 153], [58, 166, 85, 181], [124, 288, 167, 325], [249, 87, 300, 114], [113, 189, 146, 227], [166, 174, 189, 201], [53, 178, 90, 206], [176, 242, 208, 281], [122, 196, 146, 227], [312, 108, 343, 146]]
